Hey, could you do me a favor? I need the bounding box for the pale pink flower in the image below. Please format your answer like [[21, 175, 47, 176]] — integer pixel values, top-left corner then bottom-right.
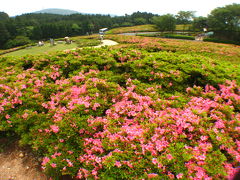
[[5, 114, 10, 119], [200, 136, 208, 141], [68, 151, 73, 154], [50, 125, 59, 133], [176, 173, 183, 179], [167, 154, 173, 160], [22, 112, 28, 119], [51, 163, 57, 168], [66, 159, 73, 167], [147, 173, 158, 178], [115, 161, 122, 167], [152, 158, 158, 165], [41, 157, 50, 166]]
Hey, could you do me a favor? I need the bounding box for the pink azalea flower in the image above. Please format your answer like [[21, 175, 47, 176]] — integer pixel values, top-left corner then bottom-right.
[[5, 114, 10, 119], [147, 173, 158, 178], [22, 112, 28, 119], [42, 157, 50, 166], [51, 163, 57, 168], [50, 125, 59, 133], [176, 173, 183, 179], [66, 159, 73, 167], [152, 158, 158, 165], [167, 154, 173, 160], [115, 161, 122, 167]]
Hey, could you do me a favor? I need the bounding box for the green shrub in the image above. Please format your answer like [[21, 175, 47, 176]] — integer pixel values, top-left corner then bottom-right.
[[3, 36, 32, 49], [163, 34, 195, 40], [203, 38, 240, 45], [75, 38, 101, 47], [0, 35, 239, 179]]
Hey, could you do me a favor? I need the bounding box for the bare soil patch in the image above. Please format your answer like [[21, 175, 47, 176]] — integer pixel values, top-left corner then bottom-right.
[[0, 138, 47, 180]]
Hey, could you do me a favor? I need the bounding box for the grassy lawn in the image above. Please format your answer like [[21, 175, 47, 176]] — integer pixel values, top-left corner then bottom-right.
[[107, 24, 158, 34], [175, 24, 192, 31], [107, 24, 194, 34], [3, 43, 78, 57]]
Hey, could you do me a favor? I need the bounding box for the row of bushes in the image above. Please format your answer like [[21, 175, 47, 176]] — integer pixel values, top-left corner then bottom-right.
[[162, 34, 195, 40], [137, 33, 195, 40], [0, 44, 36, 56], [203, 37, 240, 45]]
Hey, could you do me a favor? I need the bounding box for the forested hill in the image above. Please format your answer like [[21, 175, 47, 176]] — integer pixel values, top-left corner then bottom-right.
[[33, 8, 80, 15], [0, 3, 239, 49], [0, 11, 155, 49]]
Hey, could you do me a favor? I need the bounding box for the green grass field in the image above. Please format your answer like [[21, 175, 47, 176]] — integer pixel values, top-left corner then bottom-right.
[[175, 24, 192, 31], [3, 43, 78, 57], [107, 24, 158, 34], [107, 24, 193, 34]]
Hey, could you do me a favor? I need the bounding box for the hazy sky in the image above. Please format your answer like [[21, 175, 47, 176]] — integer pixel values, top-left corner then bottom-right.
[[1, 0, 239, 17]]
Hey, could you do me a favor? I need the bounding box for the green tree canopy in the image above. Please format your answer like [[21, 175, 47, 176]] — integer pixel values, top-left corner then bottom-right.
[[176, 11, 195, 24], [208, 3, 240, 31], [0, 12, 9, 21], [193, 16, 208, 31], [0, 22, 10, 47], [151, 14, 176, 32]]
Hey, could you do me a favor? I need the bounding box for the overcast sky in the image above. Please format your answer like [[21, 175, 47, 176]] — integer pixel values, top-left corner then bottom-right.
[[1, 0, 239, 17]]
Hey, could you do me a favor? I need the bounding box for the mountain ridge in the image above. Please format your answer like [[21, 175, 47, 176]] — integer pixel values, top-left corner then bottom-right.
[[33, 8, 80, 15]]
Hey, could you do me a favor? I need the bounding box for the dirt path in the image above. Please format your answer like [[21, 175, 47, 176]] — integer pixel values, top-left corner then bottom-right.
[[0, 139, 48, 180], [94, 39, 118, 47], [70, 39, 118, 51]]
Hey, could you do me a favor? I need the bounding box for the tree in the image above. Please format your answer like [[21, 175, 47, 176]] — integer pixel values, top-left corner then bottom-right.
[[134, 18, 147, 25], [71, 23, 82, 35], [176, 11, 195, 24], [176, 11, 195, 31], [151, 14, 176, 32], [193, 16, 208, 31], [0, 12, 9, 21], [3, 36, 31, 49], [208, 3, 240, 31], [31, 26, 43, 40], [88, 23, 94, 33], [208, 3, 240, 42], [0, 22, 10, 48]]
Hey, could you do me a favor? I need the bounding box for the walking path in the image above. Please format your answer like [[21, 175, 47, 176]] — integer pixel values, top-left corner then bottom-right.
[[0, 140, 47, 180], [94, 39, 118, 47]]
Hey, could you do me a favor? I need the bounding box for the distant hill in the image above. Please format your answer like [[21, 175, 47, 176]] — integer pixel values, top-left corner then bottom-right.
[[33, 8, 80, 15]]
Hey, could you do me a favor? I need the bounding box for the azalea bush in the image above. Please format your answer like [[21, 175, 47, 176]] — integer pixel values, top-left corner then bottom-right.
[[107, 34, 240, 64], [0, 35, 239, 179]]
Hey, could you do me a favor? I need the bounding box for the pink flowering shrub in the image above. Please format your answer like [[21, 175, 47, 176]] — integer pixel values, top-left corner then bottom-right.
[[0, 39, 239, 179]]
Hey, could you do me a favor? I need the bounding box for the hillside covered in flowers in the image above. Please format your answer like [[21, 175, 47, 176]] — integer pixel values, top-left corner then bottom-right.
[[0, 35, 239, 179]]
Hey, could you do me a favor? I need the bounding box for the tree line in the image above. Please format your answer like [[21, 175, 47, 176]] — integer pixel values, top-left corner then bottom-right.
[[0, 11, 155, 49], [151, 3, 240, 44], [0, 3, 239, 49]]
